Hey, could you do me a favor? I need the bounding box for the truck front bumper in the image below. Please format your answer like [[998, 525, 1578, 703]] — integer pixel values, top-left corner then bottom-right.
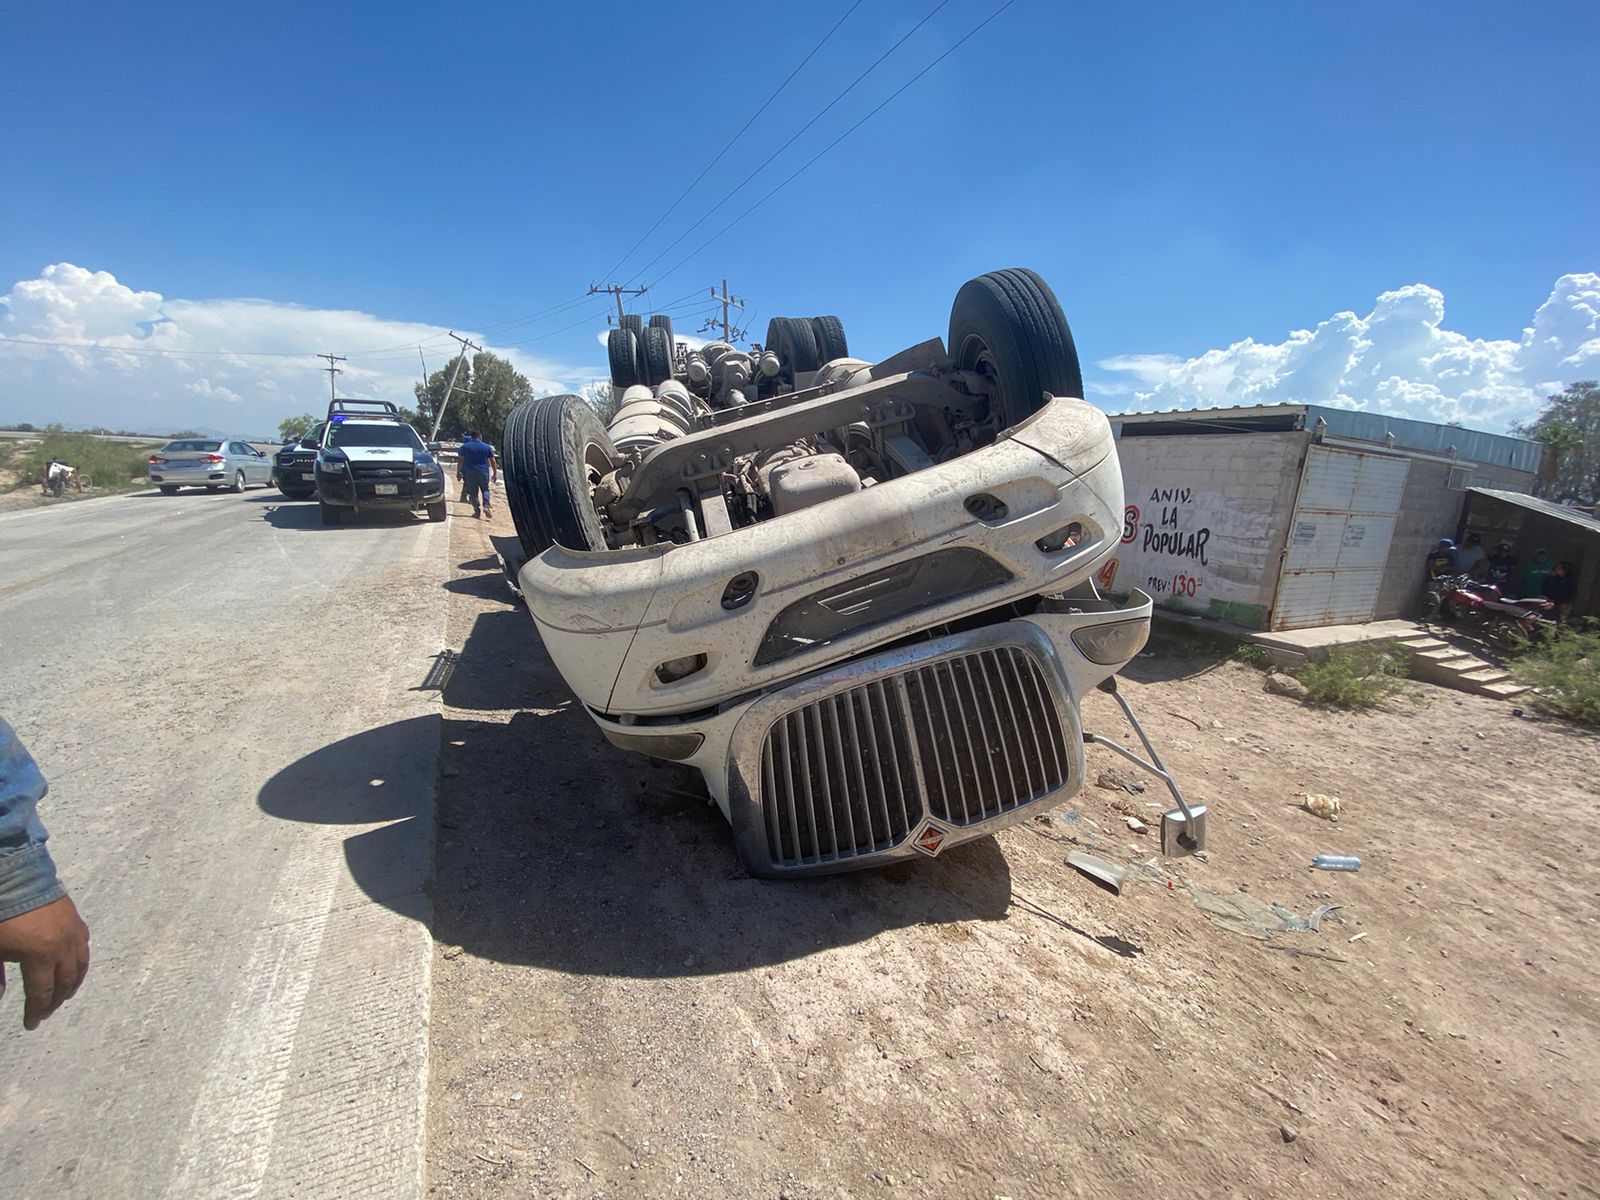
[[584, 591, 1155, 877], [521, 395, 1124, 719], [317, 472, 445, 508]]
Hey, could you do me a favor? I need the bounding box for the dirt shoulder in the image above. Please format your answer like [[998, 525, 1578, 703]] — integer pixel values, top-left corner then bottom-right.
[[427, 511, 1599, 1199]]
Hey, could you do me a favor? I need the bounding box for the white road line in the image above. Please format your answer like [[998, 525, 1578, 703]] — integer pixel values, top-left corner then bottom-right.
[[162, 841, 341, 1199]]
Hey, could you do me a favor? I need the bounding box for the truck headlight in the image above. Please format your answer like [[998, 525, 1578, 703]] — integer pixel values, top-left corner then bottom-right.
[[1070, 619, 1149, 665]]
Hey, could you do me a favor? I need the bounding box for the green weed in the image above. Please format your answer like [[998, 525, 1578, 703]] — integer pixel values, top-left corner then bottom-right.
[[1511, 623, 1600, 727], [9, 433, 156, 496], [1233, 642, 1270, 667], [1292, 642, 1411, 708]]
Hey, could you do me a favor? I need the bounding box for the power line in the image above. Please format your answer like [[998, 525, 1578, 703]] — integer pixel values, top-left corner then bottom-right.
[[623, 0, 952, 288], [647, 286, 720, 313], [652, 0, 1019, 289], [588, 282, 650, 325], [317, 353, 346, 404], [429, 332, 482, 440], [495, 306, 615, 349], [0, 335, 320, 359], [600, 0, 864, 284], [699, 280, 749, 343], [0, 295, 606, 365], [342, 293, 594, 358]]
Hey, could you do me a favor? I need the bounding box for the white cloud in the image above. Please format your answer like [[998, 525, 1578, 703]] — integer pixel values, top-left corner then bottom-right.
[[1096, 274, 1600, 432], [0, 263, 598, 434]]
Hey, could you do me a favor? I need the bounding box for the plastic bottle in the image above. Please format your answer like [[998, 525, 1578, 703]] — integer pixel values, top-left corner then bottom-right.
[[1311, 854, 1362, 872]]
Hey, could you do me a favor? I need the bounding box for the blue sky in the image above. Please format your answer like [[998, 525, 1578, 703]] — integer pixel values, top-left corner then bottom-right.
[[2, 1, 1596, 433]]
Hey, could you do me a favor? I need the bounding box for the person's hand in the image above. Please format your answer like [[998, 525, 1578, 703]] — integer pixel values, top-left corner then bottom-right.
[[0, 894, 90, 1031]]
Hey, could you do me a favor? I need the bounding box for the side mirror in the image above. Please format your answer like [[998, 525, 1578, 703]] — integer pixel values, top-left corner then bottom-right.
[[300, 437, 317, 448], [426, 441, 441, 453]]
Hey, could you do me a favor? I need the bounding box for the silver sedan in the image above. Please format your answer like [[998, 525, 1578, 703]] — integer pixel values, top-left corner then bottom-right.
[[148, 439, 274, 494]]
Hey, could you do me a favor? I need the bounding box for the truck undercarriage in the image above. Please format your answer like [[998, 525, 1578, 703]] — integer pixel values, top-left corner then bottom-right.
[[502, 269, 1206, 877]]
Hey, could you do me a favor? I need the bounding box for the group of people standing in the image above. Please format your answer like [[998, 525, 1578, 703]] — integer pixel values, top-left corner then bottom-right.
[[1427, 532, 1579, 622]]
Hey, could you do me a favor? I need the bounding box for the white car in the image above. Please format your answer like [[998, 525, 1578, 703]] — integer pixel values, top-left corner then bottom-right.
[[148, 438, 273, 494], [504, 269, 1204, 877]]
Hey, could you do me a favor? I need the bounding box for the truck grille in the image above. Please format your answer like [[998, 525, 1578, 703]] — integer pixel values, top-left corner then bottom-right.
[[757, 646, 1070, 868], [351, 462, 408, 480]]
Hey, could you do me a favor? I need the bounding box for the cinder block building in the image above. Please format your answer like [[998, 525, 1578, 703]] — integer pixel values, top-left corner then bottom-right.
[[1102, 404, 1543, 630]]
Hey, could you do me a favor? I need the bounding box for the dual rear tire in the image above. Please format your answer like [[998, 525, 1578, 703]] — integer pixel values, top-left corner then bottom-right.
[[609, 315, 680, 388]]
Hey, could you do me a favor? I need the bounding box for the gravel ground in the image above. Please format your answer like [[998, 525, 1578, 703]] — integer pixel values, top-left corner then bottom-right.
[[428, 504, 1599, 1199]]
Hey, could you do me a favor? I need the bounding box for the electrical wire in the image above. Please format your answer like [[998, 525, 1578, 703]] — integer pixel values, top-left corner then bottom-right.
[[646, 286, 719, 313], [494, 306, 614, 349], [341, 292, 594, 357], [600, 0, 865, 284], [651, 0, 1018, 289], [623, 0, 952, 289], [0, 335, 316, 359]]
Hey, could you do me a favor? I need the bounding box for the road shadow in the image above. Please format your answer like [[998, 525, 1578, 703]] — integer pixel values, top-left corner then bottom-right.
[[241, 492, 315, 504], [427, 695, 1014, 977], [257, 502, 430, 531], [257, 714, 437, 924], [130, 486, 246, 499], [442, 572, 520, 604], [259, 598, 1015, 979]]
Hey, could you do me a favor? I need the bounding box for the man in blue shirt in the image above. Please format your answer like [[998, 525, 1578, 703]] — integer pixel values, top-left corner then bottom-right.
[[457, 430, 498, 519], [0, 716, 91, 1031]]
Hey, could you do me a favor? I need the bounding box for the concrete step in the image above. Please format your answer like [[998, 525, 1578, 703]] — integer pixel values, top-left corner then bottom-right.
[[1481, 680, 1532, 698], [1412, 647, 1477, 665], [1405, 641, 1532, 701], [1394, 628, 1443, 643], [1404, 639, 1453, 654]]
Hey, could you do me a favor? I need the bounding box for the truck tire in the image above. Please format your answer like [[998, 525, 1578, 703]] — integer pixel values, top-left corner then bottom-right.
[[320, 501, 344, 526], [647, 313, 676, 352], [503, 393, 616, 558], [638, 325, 675, 386], [619, 313, 644, 339], [948, 268, 1083, 430], [426, 500, 447, 522], [766, 317, 820, 377], [809, 315, 849, 363], [159, 485, 180, 495], [608, 328, 641, 388]]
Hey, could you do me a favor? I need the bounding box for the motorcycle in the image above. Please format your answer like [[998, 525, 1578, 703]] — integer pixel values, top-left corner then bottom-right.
[[1421, 573, 1554, 647], [40, 459, 90, 497]]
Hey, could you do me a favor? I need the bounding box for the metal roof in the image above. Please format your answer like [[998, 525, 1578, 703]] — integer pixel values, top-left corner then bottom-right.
[[1467, 487, 1600, 536], [1106, 402, 1542, 473]]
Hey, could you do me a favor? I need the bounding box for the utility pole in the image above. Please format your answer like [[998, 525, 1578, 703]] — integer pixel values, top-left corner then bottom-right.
[[698, 279, 747, 343], [317, 353, 346, 406], [429, 331, 482, 441], [588, 282, 649, 325]]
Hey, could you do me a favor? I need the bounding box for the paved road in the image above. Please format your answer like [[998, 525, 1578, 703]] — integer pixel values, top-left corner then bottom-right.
[[0, 487, 447, 1197]]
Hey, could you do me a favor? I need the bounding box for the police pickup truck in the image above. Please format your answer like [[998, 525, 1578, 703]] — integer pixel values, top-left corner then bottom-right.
[[312, 400, 447, 525]]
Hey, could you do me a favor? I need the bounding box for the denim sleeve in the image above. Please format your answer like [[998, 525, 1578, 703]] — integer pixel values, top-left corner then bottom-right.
[[0, 716, 64, 922]]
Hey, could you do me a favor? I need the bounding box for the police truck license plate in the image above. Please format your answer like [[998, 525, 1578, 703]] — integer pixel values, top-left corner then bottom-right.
[[374, 483, 398, 495], [301, 472, 316, 480]]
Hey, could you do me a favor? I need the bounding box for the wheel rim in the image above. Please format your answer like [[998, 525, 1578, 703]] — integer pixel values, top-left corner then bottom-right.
[[954, 332, 1007, 424]]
